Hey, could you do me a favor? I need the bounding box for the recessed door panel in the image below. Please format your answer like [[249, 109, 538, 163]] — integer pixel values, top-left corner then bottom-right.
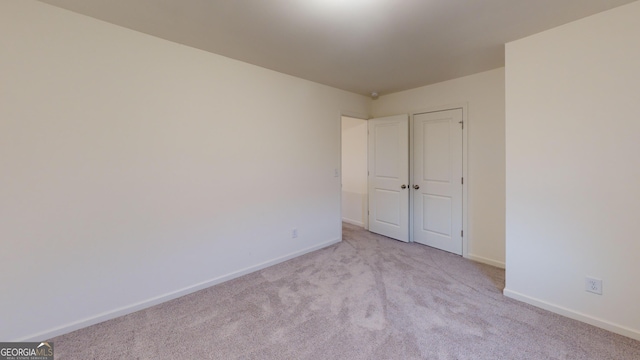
[[374, 189, 401, 226], [375, 125, 400, 179], [423, 194, 452, 236], [424, 120, 451, 183]]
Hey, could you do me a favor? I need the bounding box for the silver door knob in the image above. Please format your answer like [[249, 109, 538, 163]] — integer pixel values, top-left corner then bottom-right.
[[413, 184, 420, 190], [401, 184, 407, 189]]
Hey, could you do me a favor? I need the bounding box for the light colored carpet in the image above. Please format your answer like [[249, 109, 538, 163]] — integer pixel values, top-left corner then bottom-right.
[[51, 223, 640, 359]]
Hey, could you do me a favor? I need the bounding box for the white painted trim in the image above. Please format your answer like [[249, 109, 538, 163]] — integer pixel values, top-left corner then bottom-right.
[[340, 110, 369, 121], [342, 217, 365, 227], [504, 289, 640, 341], [340, 111, 370, 233], [409, 103, 468, 259], [408, 114, 415, 243], [466, 253, 505, 269], [15, 238, 341, 342]]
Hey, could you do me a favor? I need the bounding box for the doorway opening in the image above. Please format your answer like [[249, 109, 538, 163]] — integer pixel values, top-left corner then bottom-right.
[[341, 116, 368, 229]]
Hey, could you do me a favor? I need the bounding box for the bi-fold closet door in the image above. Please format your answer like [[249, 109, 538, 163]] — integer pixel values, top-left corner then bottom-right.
[[367, 109, 463, 255]]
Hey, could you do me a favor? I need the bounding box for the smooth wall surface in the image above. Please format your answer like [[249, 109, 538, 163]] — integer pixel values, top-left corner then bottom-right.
[[341, 117, 367, 227], [0, 0, 369, 341], [505, 1, 640, 339], [372, 69, 506, 267]]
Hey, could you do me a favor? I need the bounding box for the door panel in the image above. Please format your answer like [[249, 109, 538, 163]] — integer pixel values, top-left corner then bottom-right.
[[374, 125, 400, 178], [413, 109, 462, 254], [374, 189, 400, 225], [368, 115, 409, 242], [424, 120, 451, 182], [423, 194, 452, 236]]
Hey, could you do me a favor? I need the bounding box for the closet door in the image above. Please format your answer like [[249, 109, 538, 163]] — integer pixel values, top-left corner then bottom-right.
[[367, 115, 409, 242], [412, 109, 463, 254]]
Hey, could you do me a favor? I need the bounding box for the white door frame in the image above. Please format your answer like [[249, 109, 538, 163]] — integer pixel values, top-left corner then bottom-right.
[[409, 103, 468, 257], [339, 111, 370, 233]]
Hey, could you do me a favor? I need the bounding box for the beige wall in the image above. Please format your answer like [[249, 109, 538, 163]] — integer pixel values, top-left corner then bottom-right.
[[0, 0, 369, 341], [505, 1, 640, 340], [341, 117, 368, 227], [372, 68, 506, 267]]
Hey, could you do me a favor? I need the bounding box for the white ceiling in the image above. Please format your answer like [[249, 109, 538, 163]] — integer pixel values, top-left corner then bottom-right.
[[38, 0, 636, 96]]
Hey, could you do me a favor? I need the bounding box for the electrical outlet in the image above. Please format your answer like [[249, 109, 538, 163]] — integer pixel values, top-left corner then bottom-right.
[[585, 277, 602, 295], [291, 228, 298, 239]]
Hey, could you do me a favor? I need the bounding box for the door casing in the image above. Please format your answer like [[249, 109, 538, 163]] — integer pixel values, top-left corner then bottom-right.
[[339, 111, 371, 235]]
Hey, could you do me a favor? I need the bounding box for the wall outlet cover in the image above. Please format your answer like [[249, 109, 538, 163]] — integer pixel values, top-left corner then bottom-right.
[[585, 277, 603, 295]]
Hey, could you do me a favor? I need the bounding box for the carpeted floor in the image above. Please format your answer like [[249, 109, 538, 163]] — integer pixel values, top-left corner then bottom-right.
[[51, 223, 640, 359]]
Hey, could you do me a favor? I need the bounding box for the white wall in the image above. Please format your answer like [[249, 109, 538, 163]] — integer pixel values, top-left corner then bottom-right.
[[372, 69, 506, 267], [0, 0, 369, 341], [505, 1, 640, 340], [341, 117, 367, 227]]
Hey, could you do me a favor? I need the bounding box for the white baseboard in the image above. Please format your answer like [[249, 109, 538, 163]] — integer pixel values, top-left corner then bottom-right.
[[17, 238, 341, 342], [341, 217, 364, 227], [466, 253, 505, 269], [504, 288, 640, 341]]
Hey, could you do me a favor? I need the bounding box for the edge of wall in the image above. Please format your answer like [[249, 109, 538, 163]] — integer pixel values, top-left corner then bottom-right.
[[466, 253, 505, 269], [503, 288, 640, 341], [16, 238, 342, 342]]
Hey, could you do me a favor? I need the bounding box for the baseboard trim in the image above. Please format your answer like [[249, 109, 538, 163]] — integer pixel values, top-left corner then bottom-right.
[[16, 238, 341, 342], [466, 253, 505, 269], [341, 218, 364, 227], [503, 288, 640, 341]]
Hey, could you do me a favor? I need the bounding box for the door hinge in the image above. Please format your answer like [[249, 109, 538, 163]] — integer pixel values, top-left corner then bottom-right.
[[461, 230, 463, 237], [461, 177, 464, 185]]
